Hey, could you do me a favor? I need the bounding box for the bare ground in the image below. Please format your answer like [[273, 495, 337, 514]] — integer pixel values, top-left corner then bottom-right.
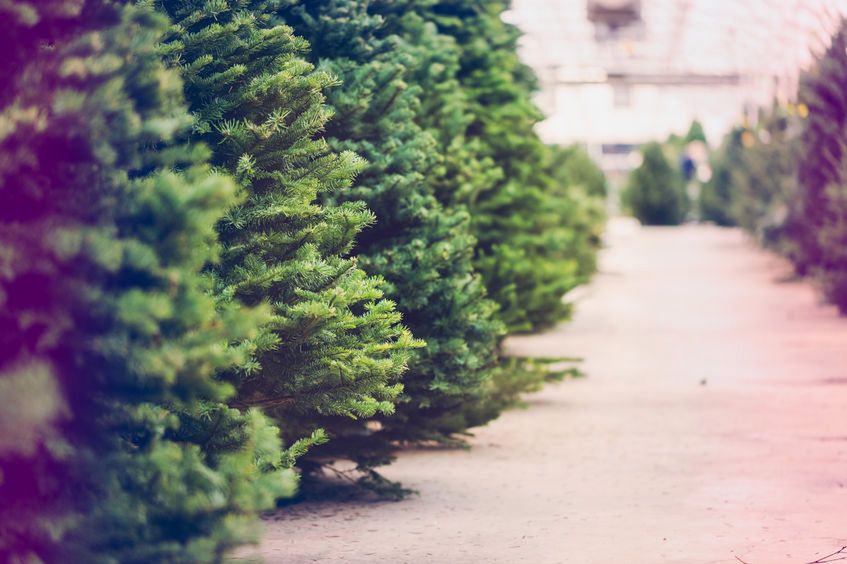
[[237, 221, 847, 563]]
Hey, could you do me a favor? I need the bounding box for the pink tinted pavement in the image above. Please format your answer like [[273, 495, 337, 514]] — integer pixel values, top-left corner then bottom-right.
[[239, 221, 847, 563]]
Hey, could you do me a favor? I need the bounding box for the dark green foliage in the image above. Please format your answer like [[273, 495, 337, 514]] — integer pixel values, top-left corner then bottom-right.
[[157, 0, 416, 469], [0, 3, 291, 561], [623, 142, 689, 225], [275, 0, 503, 474], [417, 0, 591, 333]]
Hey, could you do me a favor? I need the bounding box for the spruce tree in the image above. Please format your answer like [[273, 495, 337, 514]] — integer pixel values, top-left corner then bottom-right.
[[274, 0, 503, 475], [0, 3, 290, 561], [157, 0, 416, 473], [623, 142, 689, 225]]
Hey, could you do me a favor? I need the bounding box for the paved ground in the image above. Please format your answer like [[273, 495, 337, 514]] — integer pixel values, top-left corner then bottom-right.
[[242, 221, 847, 563]]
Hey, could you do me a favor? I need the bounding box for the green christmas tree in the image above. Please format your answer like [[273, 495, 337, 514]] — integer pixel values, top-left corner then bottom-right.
[[623, 142, 689, 225], [157, 0, 416, 474], [0, 3, 290, 561], [275, 0, 503, 478]]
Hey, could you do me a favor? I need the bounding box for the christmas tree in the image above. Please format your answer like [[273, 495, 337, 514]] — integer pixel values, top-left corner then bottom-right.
[[0, 3, 290, 560], [623, 142, 689, 225], [275, 1, 503, 479], [157, 0, 416, 473]]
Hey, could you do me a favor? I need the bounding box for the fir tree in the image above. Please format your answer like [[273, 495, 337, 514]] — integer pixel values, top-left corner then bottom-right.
[[0, 3, 290, 561], [415, 0, 589, 333], [157, 0, 416, 472], [274, 0, 503, 477], [623, 142, 689, 225], [374, 1, 595, 437]]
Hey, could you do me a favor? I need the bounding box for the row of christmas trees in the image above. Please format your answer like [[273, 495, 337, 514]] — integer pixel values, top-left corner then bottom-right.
[[700, 17, 847, 313], [0, 0, 605, 560]]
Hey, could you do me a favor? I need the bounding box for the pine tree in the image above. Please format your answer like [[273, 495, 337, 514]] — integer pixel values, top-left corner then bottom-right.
[[623, 142, 689, 225], [414, 0, 589, 333], [156, 0, 416, 473], [0, 3, 290, 561], [274, 0, 503, 477]]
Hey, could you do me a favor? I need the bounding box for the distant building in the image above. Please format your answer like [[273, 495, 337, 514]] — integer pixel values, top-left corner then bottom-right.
[[507, 0, 847, 185]]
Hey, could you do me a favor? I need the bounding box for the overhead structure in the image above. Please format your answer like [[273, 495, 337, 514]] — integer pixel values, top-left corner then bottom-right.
[[586, 0, 641, 29]]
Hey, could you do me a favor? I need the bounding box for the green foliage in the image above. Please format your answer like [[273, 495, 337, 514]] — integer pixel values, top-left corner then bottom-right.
[[275, 0, 503, 474], [545, 145, 607, 278], [3, 0, 606, 552], [0, 3, 291, 561], [684, 119, 707, 144], [699, 128, 742, 227], [157, 0, 416, 470], [623, 142, 689, 225]]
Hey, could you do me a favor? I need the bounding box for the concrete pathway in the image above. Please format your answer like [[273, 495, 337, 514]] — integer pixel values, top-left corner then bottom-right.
[[246, 221, 847, 563]]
